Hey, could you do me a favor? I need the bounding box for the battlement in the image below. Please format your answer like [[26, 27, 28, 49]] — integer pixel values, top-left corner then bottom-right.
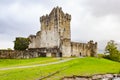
[[65, 13, 71, 21], [28, 35, 36, 39], [40, 6, 71, 23], [36, 31, 41, 36], [88, 40, 97, 46]]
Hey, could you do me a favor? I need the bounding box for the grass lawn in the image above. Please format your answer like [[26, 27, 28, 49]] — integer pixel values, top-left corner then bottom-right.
[[0, 57, 120, 80], [0, 57, 62, 68]]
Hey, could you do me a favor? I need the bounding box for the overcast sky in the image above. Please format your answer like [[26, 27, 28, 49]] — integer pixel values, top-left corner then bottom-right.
[[0, 0, 120, 52]]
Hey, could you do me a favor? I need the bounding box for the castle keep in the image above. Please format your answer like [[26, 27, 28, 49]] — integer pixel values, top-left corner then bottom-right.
[[28, 7, 97, 57]]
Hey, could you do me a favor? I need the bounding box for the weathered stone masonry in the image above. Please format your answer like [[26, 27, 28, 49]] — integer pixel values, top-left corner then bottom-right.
[[28, 6, 97, 57], [0, 50, 38, 59]]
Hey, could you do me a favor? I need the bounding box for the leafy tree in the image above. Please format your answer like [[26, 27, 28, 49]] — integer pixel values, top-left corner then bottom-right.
[[105, 40, 120, 62], [14, 37, 29, 50]]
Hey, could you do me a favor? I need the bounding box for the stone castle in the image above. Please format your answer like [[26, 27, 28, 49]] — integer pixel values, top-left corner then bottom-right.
[[28, 7, 97, 57]]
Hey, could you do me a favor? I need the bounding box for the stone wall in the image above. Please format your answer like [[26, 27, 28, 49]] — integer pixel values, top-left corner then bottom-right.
[[62, 74, 120, 80], [71, 42, 87, 57], [61, 39, 71, 57], [28, 47, 60, 57], [71, 40, 97, 57], [0, 50, 38, 59], [0, 47, 62, 59]]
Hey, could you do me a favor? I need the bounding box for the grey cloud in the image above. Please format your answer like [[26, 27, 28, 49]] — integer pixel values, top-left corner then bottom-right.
[[11, 0, 54, 8], [0, 1, 42, 36], [0, 0, 16, 4], [0, 0, 47, 4], [0, 0, 120, 52], [82, 0, 120, 16]]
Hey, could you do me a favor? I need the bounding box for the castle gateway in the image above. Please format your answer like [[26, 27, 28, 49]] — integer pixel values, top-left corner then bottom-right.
[[28, 7, 97, 57]]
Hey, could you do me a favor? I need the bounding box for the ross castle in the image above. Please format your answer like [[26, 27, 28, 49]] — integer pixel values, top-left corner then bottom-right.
[[28, 7, 97, 57]]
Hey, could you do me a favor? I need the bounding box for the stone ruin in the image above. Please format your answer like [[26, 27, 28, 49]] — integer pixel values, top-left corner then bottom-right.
[[28, 6, 97, 57], [62, 74, 120, 80]]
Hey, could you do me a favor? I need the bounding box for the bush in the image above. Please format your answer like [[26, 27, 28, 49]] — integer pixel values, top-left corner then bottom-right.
[[14, 37, 29, 50]]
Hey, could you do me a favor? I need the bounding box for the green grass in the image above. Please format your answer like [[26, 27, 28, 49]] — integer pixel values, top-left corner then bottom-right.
[[0, 57, 120, 80], [0, 57, 61, 68]]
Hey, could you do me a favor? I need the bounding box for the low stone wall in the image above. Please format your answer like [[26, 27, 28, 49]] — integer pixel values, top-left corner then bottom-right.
[[62, 74, 120, 80], [0, 50, 39, 59]]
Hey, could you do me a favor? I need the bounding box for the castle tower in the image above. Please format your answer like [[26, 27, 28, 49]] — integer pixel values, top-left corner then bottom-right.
[[39, 7, 71, 49], [29, 6, 72, 57]]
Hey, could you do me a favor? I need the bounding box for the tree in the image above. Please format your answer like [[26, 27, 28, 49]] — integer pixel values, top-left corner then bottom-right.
[[105, 40, 120, 62], [14, 37, 29, 50]]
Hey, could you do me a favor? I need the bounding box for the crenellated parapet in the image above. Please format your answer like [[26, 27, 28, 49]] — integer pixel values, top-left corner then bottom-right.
[[40, 14, 49, 23], [40, 7, 71, 31], [87, 40, 97, 56], [65, 13, 71, 21], [87, 40, 97, 49], [36, 31, 41, 36], [28, 35, 36, 40]]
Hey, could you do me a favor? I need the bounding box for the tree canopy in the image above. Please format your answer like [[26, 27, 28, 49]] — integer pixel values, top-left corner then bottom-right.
[[14, 37, 29, 50], [105, 40, 120, 62]]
